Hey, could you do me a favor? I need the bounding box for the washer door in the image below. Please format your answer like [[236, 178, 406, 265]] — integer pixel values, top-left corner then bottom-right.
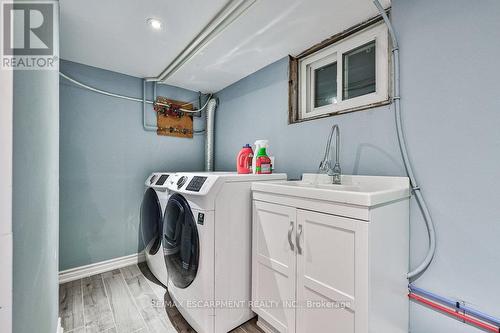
[[140, 187, 163, 255], [163, 193, 199, 289]]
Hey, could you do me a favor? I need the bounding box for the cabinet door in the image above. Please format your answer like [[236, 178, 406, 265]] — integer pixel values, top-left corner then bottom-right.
[[296, 210, 368, 333], [252, 201, 297, 333]]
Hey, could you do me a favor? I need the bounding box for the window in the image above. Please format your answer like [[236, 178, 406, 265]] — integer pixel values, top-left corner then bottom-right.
[[343, 41, 376, 100], [315, 62, 337, 107], [292, 21, 389, 122]]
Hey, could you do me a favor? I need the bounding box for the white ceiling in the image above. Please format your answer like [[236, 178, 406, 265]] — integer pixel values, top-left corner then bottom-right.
[[60, 0, 390, 93]]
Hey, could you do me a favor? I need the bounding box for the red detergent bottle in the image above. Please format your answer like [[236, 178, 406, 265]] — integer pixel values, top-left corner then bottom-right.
[[255, 147, 272, 174], [237, 144, 253, 174]]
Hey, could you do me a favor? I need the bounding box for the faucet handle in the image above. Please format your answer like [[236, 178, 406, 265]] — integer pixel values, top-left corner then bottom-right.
[[318, 159, 331, 174]]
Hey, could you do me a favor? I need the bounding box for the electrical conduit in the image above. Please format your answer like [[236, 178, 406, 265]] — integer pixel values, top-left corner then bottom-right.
[[372, 0, 436, 280], [60, 72, 210, 133], [61, 72, 208, 113], [372, 5, 500, 331]]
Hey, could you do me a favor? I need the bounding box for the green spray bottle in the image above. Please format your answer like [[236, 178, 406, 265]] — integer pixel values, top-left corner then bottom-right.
[[255, 146, 272, 174]]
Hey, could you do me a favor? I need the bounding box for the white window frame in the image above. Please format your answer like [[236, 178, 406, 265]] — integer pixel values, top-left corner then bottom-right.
[[299, 22, 389, 119], [0, 64, 13, 333]]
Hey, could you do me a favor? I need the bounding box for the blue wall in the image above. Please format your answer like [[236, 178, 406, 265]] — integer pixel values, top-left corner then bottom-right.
[[59, 60, 205, 270], [13, 36, 60, 333], [214, 0, 500, 332]]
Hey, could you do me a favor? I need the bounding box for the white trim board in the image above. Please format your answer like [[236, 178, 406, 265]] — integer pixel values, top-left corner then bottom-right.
[[59, 252, 146, 284], [0, 62, 13, 333]]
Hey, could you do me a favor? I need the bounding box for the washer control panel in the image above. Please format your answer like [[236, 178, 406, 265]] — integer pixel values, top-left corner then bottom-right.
[[155, 174, 169, 186], [186, 176, 208, 192], [146, 173, 171, 190]]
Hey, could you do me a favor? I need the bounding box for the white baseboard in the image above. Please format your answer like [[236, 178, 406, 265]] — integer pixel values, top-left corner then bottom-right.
[[257, 317, 280, 333], [59, 252, 146, 284]]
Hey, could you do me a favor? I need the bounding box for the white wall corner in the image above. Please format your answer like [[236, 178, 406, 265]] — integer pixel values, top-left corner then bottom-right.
[[0, 60, 13, 333]]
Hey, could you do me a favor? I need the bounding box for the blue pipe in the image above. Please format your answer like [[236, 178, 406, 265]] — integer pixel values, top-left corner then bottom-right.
[[409, 285, 457, 308], [409, 284, 500, 327]]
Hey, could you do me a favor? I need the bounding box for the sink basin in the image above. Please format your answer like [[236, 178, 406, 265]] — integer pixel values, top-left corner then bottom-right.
[[282, 181, 360, 192], [252, 173, 410, 206]]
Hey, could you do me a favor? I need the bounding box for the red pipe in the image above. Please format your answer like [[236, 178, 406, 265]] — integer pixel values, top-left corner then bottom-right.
[[409, 293, 499, 333]]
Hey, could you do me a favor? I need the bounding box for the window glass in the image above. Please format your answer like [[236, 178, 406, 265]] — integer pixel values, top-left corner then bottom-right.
[[314, 62, 337, 108], [343, 41, 376, 100]]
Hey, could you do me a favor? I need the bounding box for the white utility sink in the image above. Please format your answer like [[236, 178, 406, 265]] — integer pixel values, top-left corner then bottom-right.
[[252, 173, 410, 206]]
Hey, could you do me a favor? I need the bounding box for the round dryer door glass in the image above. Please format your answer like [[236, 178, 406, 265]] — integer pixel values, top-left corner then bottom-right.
[[140, 187, 163, 255], [163, 193, 199, 289]]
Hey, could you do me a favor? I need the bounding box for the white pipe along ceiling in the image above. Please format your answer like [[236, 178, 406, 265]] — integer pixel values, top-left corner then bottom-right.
[[60, 0, 390, 93]]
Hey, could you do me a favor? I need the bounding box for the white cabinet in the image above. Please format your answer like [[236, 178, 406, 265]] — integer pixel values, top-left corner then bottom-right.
[[252, 201, 296, 333], [295, 210, 368, 333], [251, 183, 409, 333]]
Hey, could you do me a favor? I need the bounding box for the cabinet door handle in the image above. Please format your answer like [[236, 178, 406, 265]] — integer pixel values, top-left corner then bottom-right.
[[296, 224, 303, 255], [287, 221, 295, 251]]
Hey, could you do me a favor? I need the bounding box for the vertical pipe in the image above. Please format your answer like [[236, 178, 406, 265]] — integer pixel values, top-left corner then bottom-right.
[[205, 98, 217, 171], [143, 79, 156, 132]]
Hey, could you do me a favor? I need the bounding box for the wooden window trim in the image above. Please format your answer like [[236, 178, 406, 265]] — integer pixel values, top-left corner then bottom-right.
[[288, 9, 391, 124]]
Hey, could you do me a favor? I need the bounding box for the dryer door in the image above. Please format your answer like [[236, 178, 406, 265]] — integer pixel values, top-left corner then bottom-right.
[[163, 193, 199, 289], [140, 187, 163, 255]]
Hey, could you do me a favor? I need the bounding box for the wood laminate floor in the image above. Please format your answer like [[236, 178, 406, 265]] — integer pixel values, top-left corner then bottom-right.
[[59, 262, 263, 333]]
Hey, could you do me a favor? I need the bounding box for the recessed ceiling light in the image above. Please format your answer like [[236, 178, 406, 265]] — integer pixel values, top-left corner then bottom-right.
[[147, 18, 163, 31]]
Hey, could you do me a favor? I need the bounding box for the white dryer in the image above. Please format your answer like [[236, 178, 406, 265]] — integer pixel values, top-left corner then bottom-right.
[[163, 172, 287, 333], [140, 172, 171, 287]]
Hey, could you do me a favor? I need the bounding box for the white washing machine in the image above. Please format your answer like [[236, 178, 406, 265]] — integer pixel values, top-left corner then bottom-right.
[[140, 172, 172, 287], [163, 172, 287, 333]]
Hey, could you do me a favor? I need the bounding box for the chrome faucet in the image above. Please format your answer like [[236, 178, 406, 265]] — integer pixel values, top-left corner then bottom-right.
[[318, 124, 342, 184]]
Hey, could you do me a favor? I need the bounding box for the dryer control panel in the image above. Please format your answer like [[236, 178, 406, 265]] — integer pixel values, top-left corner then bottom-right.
[[186, 176, 208, 192]]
